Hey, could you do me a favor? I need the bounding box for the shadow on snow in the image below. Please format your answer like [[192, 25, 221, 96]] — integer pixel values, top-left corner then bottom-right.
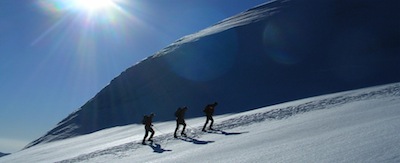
[[149, 142, 172, 153], [206, 129, 249, 136], [178, 136, 215, 145]]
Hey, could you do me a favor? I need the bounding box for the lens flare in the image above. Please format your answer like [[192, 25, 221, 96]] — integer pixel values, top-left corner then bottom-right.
[[263, 23, 300, 65], [165, 30, 239, 82]]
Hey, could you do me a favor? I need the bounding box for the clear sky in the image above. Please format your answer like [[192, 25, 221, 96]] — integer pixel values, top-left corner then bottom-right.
[[0, 0, 268, 153]]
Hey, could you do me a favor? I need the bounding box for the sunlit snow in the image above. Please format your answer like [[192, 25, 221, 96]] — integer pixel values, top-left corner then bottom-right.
[[1, 83, 399, 162]]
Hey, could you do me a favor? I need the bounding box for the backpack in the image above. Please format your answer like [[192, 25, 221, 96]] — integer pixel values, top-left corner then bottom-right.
[[175, 108, 181, 117], [141, 115, 147, 125], [203, 106, 210, 114]]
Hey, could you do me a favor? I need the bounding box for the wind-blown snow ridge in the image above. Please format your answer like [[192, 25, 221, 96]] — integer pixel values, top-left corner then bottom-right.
[[152, 0, 280, 58], [56, 83, 400, 163]]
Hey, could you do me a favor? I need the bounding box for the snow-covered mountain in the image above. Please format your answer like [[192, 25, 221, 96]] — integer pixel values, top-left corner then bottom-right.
[[1, 83, 400, 162], [26, 0, 399, 149]]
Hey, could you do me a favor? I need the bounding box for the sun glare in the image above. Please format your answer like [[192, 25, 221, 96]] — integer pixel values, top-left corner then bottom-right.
[[34, 0, 143, 56], [73, 0, 115, 12], [37, 0, 123, 15]]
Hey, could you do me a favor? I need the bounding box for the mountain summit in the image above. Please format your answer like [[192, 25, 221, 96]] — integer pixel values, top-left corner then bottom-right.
[[26, 0, 399, 149]]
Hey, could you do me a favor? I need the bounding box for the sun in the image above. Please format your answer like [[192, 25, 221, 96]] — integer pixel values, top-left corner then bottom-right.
[[72, 0, 117, 12], [37, 0, 123, 16], [34, 0, 141, 53]]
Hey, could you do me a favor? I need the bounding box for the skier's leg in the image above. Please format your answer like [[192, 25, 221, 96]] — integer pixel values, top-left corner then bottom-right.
[[143, 129, 149, 144], [149, 127, 155, 141], [174, 121, 179, 138], [202, 117, 209, 131], [209, 116, 214, 130], [181, 123, 187, 136]]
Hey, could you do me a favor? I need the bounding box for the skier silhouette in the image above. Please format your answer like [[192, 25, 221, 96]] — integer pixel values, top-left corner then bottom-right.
[[202, 102, 218, 131], [174, 107, 188, 138], [142, 113, 155, 145]]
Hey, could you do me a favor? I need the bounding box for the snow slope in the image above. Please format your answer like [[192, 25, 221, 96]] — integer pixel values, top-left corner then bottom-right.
[[2, 83, 400, 163], [26, 0, 400, 148]]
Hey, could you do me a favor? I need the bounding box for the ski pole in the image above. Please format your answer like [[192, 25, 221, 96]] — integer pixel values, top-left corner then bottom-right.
[[152, 125, 166, 135], [187, 123, 196, 130], [186, 124, 201, 137]]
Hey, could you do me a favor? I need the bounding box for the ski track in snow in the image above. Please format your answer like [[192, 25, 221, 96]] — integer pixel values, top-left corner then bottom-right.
[[57, 84, 400, 163]]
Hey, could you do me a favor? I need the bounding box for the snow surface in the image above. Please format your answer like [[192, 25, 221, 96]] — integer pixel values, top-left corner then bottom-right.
[[2, 83, 400, 163]]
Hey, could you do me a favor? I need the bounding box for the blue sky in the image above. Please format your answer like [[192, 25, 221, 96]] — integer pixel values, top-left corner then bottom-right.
[[0, 0, 268, 153]]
